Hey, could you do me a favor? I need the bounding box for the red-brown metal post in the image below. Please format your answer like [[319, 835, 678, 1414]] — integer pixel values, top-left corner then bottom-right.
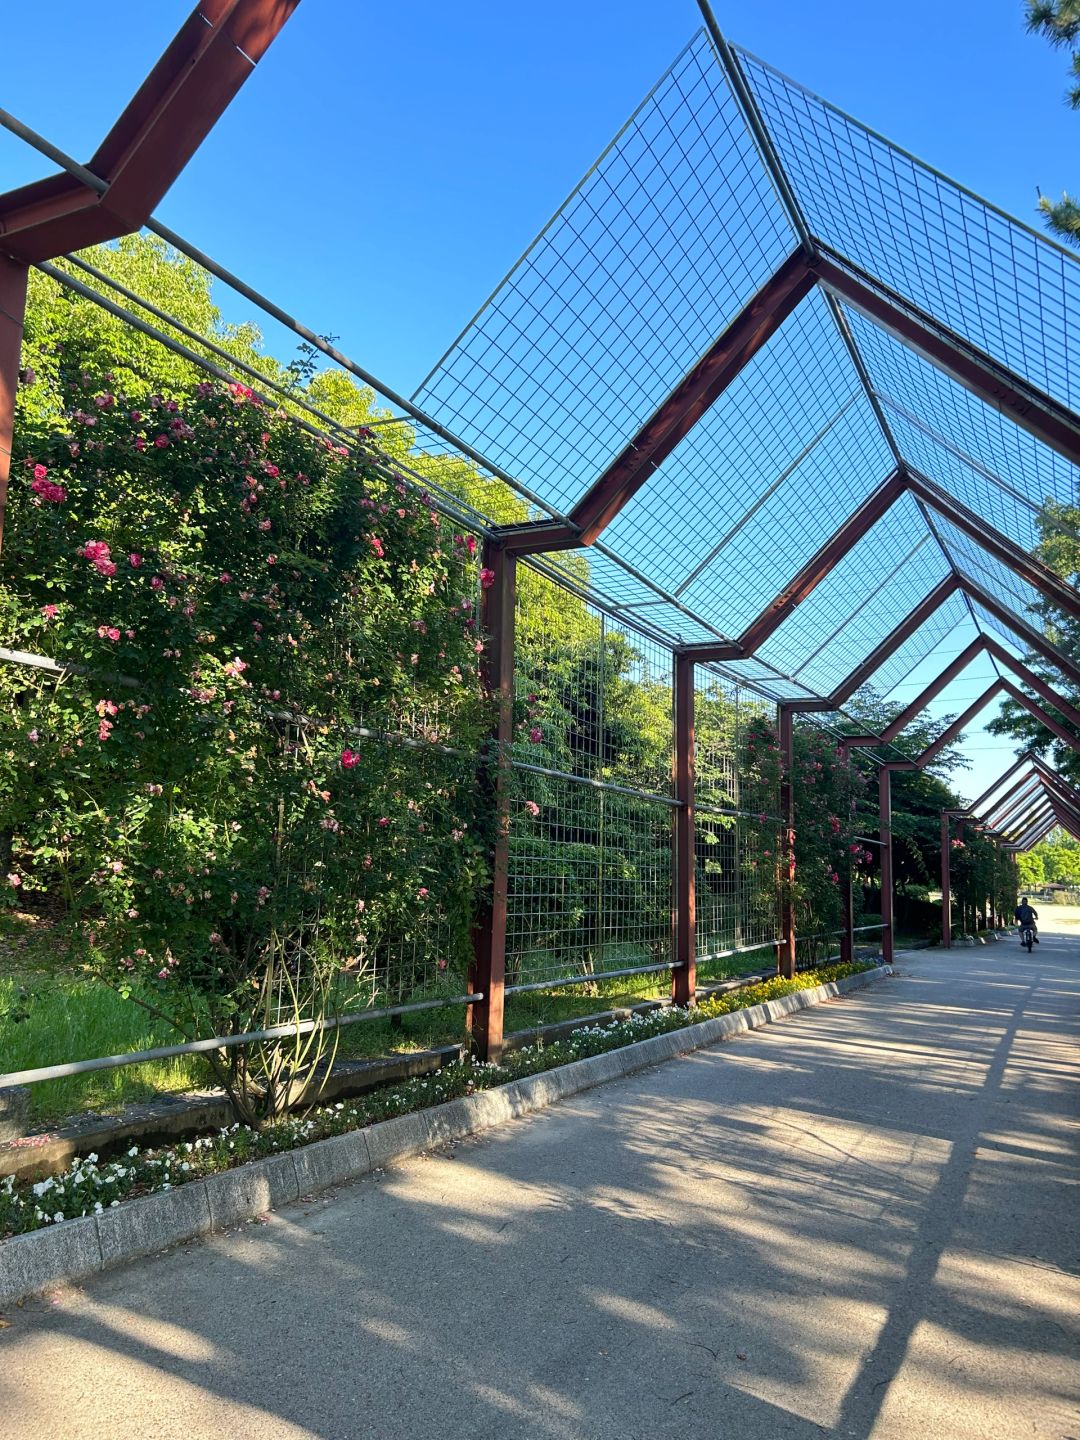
[[0, 257, 29, 552], [777, 706, 797, 978], [941, 811, 952, 949], [880, 766, 895, 965], [468, 540, 515, 1061], [673, 654, 696, 1007], [838, 742, 855, 965]]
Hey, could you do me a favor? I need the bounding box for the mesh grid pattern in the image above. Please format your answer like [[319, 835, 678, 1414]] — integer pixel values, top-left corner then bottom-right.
[[739, 48, 1080, 411], [930, 513, 1046, 627], [871, 594, 980, 699], [414, 31, 795, 509], [514, 566, 674, 793], [693, 667, 780, 958], [842, 307, 1079, 552], [968, 599, 1037, 662], [505, 780, 673, 987], [600, 288, 894, 612], [754, 494, 948, 688]]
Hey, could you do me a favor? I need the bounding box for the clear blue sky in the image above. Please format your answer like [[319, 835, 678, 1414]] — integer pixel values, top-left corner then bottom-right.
[[2, 0, 1075, 803]]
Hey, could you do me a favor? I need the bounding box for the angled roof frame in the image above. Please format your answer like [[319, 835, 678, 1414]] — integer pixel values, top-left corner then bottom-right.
[[413, 3, 1080, 729]]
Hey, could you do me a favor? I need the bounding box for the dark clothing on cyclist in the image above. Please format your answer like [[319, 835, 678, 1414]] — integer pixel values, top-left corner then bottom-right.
[[1015, 902, 1040, 942]]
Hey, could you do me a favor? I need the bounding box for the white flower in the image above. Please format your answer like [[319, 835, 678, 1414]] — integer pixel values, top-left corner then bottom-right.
[[53, 1211, 64, 1223], [93, 1202, 103, 1215]]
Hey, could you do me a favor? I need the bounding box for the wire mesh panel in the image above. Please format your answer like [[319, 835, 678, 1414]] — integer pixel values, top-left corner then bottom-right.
[[868, 589, 975, 700], [840, 305, 1080, 552], [505, 776, 674, 987], [506, 564, 676, 987], [514, 564, 674, 793], [754, 493, 950, 691], [693, 666, 780, 960], [600, 288, 895, 618], [414, 31, 796, 511], [738, 47, 1080, 412]]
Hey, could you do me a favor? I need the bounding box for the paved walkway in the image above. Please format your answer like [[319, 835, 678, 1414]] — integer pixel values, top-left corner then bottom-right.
[[1, 937, 1077, 1440]]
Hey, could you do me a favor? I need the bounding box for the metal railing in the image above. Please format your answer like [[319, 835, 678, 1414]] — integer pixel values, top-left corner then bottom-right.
[[0, 994, 482, 1091]]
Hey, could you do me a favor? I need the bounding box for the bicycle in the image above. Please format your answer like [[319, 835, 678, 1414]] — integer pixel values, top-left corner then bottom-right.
[[1019, 923, 1035, 952]]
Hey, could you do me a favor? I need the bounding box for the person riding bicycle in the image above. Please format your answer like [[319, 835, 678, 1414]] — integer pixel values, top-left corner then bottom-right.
[[1014, 896, 1040, 944]]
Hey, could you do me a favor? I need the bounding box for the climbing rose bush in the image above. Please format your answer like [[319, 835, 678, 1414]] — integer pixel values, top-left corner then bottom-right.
[[0, 372, 491, 1123]]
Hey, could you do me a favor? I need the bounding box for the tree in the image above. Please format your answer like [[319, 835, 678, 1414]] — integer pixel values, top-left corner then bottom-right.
[[1027, 1, 1080, 243], [985, 504, 1080, 780], [1017, 850, 1047, 888]]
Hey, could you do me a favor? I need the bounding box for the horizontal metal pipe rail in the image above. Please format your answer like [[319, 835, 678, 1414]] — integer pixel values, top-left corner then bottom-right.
[[695, 802, 785, 823], [0, 994, 482, 1090], [504, 961, 684, 996], [509, 760, 679, 808], [696, 939, 783, 963]]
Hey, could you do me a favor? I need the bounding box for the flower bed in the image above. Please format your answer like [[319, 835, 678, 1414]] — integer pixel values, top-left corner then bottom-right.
[[0, 960, 873, 1240]]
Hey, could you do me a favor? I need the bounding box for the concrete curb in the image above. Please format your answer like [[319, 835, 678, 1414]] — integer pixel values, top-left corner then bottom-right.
[[0, 965, 888, 1307]]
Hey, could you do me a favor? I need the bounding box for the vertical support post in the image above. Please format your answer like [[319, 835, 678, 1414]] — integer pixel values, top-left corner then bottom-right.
[[838, 741, 855, 966], [941, 811, 952, 949], [673, 654, 696, 1006], [0, 256, 29, 552], [880, 766, 894, 966], [468, 540, 515, 1061], [778, 705, 796, 979]]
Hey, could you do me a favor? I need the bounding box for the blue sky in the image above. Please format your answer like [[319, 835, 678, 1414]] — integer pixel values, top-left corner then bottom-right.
[[2, 0, 1076, 803]]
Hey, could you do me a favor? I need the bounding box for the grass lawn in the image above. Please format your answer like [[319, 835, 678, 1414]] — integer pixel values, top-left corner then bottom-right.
[[1, 910, 779, 1128]]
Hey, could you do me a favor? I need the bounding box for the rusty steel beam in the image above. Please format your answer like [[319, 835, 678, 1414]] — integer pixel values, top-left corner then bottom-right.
[[981, 775, 1043, 830], [916, 682, 1006, 767], [815, 252, 1080, 470], [826, 576, 961, 706], [965, 752, 1039, 815], [844, 637, 987, 747], [777, 706, 796, 979], [1000, 793, 1057, 837], [673, 654, 696, 1007], [985, 778, 1046, 833], [1000, 680, 1080, 754], [497, 251, 817, 557], [467, 542, 515, 1061], [958, 579, 1080, 693], [961, 748, 1042, 817], [1029, 759, 1080, 811], [984, 640, 1080, 731], [879, 767, 895, 965], [569, 251, 816, 546], [908, 470, 1080, 620], [0, 257, 27, 550], [686, 471, 907, 663], [0, 1, 300, 263], [1012, 808, 1056, 849]]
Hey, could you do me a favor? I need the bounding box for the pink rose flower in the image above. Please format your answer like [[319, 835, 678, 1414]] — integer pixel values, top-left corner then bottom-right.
[[340, 749, 359, 769]]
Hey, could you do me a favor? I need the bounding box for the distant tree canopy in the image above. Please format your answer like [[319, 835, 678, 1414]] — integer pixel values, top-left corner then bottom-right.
[[1027, 0, 1080, 243]]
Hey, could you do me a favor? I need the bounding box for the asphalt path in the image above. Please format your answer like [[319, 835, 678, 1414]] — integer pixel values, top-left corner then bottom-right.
[[1, 934, 1077, 1439]]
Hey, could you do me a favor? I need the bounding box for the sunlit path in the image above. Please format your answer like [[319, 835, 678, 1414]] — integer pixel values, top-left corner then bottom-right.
[[1, 941, 1077, 1440]]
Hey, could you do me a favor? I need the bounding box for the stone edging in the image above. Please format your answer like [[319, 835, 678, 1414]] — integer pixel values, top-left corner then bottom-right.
[[0, 965, 888, 1307]]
